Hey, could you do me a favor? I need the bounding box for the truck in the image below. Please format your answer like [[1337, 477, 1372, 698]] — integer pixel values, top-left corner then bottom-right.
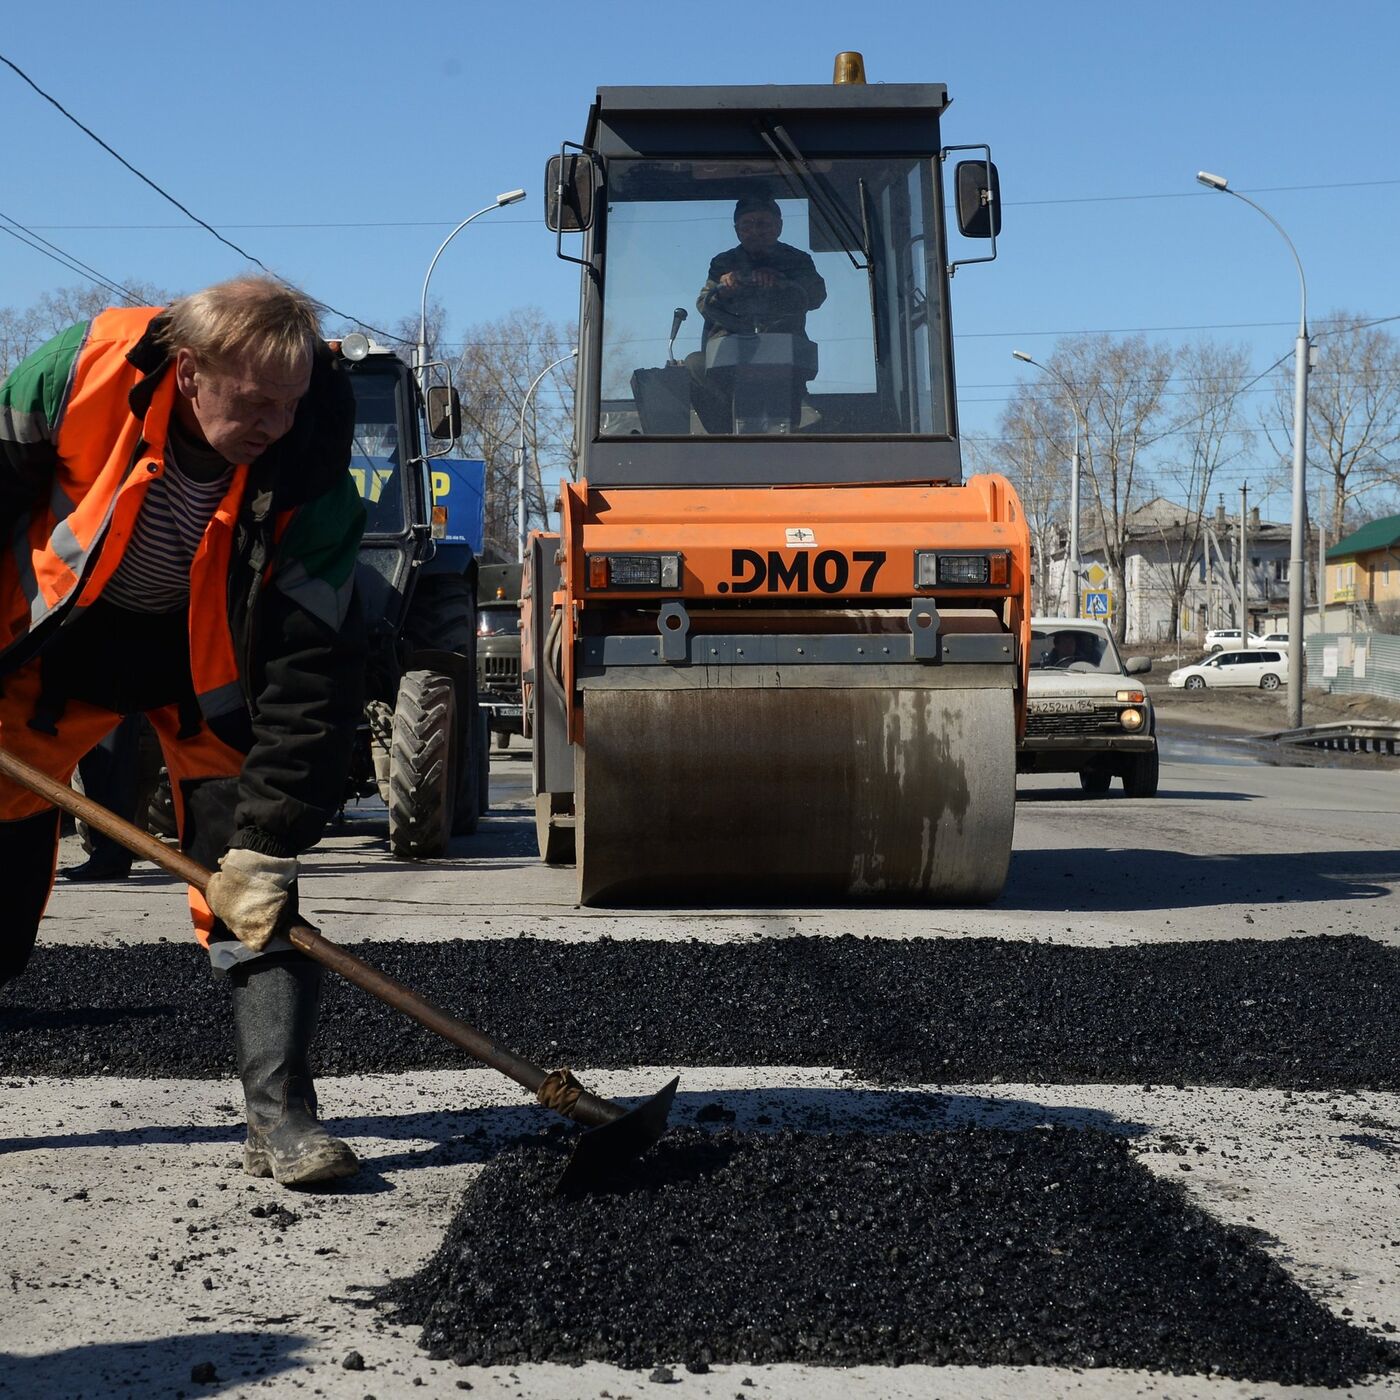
[[336, 335, 490, 856], [477, 562, 524, 750], [523, 54, 1032, 903]]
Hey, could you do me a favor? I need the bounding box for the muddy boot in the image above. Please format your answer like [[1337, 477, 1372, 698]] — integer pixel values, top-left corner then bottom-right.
[[230, 957, 359, 1187]]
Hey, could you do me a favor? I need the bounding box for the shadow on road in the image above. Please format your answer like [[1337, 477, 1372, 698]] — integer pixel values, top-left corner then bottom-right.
[[1005, 846, 1400, 911], [1017, 786, 1254, 803], [0, 1331, 311, 1395], [0, 1087, 1150, 1169]]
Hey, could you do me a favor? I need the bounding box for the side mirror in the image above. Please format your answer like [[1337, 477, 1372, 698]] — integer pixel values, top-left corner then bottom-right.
[[955, 159, 1002, 239], [426, 385, 462, 441], [545, 153, 595, 233], [1125, 656, 1152, 675]]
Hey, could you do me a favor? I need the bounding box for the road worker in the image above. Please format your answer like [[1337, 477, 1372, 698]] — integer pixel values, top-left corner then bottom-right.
[[0, 276, 367, 1186]]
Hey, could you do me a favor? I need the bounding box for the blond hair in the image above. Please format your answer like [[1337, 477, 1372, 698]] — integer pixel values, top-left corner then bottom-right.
[[157, 275, 322, 376]]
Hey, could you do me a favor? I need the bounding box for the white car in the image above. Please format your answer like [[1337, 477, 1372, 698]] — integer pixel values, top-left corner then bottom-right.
[[1259, 631, 1290, 648], [1169, 649, 1289, 691], [1204, 628, 1263, 652], [1017, 618, 1158, 797]]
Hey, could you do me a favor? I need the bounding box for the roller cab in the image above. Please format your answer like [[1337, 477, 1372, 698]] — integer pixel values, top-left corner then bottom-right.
[[527, 70, 1029, 903]]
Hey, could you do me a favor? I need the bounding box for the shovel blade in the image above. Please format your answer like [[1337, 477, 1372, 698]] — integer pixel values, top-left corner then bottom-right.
[[555, 1076, 679, 1195]]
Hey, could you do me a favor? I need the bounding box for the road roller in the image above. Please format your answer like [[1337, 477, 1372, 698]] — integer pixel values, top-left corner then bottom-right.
[[523, 56, 1031, 904]]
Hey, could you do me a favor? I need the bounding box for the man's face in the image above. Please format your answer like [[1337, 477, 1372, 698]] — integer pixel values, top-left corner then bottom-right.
[[735, 209, 782, 256], [174, 347, 311, 463]]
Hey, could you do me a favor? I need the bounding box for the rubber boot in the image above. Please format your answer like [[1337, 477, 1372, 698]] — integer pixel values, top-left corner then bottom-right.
[[230, 957, 359, 1187], [0, 810, 62, 989]]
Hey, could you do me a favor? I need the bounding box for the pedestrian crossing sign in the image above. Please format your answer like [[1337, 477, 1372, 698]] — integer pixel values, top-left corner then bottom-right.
[[1083, 590, 1112, 617]]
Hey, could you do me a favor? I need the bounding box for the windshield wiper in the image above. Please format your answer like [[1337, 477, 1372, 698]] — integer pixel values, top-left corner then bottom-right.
[[757, 121, 883, 368], [757, 121, 869, 270]]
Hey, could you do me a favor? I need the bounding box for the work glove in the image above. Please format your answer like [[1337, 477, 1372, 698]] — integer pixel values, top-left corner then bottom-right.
[[205, 849, 298, 952]]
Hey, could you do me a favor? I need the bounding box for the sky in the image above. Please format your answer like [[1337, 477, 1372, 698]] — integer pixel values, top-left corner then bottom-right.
[[3, 0, 1398, 520]]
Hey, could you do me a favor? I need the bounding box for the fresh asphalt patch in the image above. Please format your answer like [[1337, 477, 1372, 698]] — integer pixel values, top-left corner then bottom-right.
[[2, 933, 1396, 1090], [392, 1125, 1400, 1385]]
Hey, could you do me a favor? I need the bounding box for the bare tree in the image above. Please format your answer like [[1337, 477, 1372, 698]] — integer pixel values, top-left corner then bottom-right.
[[1268, 310, 1400, 539], [451, 308, 575, 561], [970, 387, 1070, 613], [1152, 339, 1251, 637], [1045, 335, 1175, 640], [1, 280, 173, 377]]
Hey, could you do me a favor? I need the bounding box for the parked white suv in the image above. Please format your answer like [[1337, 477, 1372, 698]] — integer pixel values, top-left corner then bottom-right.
[[1168, 649, 1289, 691], [1017, 618, 1158, 797], [1204, 628, 1262, 652]]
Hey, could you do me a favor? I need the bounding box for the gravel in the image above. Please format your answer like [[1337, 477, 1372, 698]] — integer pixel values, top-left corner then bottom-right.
[[393, 1126, 1399, 1385], [3, 934, 1397, 1090]]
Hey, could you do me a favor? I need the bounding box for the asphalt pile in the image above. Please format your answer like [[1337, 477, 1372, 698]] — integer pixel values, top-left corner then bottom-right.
[[3, 934, 1396, 1090], [394, 1126, 1399, 1385]]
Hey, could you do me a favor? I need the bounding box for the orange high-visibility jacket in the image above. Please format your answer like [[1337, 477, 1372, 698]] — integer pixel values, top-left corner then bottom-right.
[[0, 306, 367, 856]]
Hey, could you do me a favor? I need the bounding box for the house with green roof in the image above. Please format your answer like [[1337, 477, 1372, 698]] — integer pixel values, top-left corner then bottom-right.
[[1325, 513, 1400, 610]]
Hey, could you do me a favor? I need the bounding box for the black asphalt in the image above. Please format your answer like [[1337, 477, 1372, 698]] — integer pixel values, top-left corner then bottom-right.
[[2, 934, 1397, 1089], [393, 1126, 1399, 1384]]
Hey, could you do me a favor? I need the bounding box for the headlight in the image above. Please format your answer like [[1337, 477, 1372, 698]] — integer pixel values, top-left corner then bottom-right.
[[1115, 689, 1145, 703], [1119, 708, 1144, 731], [914, 550, 1010, 588], [586, 553, 682, 590]]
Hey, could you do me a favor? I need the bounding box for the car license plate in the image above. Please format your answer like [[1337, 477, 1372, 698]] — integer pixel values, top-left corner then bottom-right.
[[1028, 699, 1097, 714]]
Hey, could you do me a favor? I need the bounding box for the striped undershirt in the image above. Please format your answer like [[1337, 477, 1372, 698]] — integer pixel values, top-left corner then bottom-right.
[[104, 428, 235, 614]]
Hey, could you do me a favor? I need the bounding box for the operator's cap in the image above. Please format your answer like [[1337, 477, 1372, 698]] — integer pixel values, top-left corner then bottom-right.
[[734, 196, 781, 225]]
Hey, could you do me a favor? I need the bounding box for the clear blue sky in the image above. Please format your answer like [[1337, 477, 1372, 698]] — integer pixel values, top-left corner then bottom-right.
[[4, 0, 1397, 511]]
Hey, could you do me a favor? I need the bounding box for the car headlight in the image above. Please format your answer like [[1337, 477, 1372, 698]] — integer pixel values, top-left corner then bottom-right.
[[1119, 708, 1144, 731]]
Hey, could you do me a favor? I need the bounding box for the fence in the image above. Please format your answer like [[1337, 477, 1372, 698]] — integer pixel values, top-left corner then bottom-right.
[[1305, 631, 1400, 703]]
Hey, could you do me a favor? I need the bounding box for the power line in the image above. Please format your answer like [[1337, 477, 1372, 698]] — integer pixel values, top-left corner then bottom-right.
[[0, 49, 407, 346], [0, 212, 140, 303], [19, 177, 1400, 231]]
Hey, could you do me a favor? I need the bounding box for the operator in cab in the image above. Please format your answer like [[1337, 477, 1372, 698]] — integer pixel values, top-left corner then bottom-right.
[[688, 196, 827, 433]]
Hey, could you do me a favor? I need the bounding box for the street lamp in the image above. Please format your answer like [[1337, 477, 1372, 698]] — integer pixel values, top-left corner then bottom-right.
[[1012, 349, 1083, 616], [517, 348, 579, 562], [416, 188, 527, 390], [1196, 170, 1310, 728]]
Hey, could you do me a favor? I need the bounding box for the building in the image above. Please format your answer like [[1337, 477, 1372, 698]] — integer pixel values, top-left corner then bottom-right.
[[1325, 513, 1400, 623], [1047, 497, 1308, 645]]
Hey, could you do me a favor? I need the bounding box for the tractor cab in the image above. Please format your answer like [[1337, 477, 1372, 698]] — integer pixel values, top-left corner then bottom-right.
[[549, 79, 999, 487]]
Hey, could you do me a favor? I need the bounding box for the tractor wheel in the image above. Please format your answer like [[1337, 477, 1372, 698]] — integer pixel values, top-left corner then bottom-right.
[[366, 700, 394, 805], [404, 574, 481, 837], [387, 669, 458, 859], [1121, 747, 1160, 798], [145, 769, 177, 839], [494, 730, 511, 751], [1079, 769, 1112, 795]]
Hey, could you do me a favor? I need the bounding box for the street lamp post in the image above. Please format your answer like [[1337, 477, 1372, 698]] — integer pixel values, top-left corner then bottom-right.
[[1196, 171, 1310, 728], [1012, 350, 1082, 616], [517, 349, 578, 562], [416, 188, 527, 391]]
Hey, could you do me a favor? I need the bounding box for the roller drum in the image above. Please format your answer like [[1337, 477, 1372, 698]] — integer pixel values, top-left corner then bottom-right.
[[575, 685, 1015, 904]]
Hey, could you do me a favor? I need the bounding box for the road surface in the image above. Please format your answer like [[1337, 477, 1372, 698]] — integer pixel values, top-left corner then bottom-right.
[[2, 721, 1397, 1397]]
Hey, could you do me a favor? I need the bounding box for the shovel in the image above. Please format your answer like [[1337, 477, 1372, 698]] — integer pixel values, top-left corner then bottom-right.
[[0, 746, 676, 1193]]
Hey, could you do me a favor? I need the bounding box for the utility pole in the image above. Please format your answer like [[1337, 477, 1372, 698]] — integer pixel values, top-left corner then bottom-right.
[[1317, 471, 1327, 632], [1240, 483, 1249, 644]]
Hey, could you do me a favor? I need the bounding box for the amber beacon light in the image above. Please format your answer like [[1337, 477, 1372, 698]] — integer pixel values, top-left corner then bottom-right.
[[833, 51, 867, 84]]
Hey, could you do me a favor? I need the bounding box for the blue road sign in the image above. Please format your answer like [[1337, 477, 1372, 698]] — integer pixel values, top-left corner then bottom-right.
[[1083, 590, 1111, 617]]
